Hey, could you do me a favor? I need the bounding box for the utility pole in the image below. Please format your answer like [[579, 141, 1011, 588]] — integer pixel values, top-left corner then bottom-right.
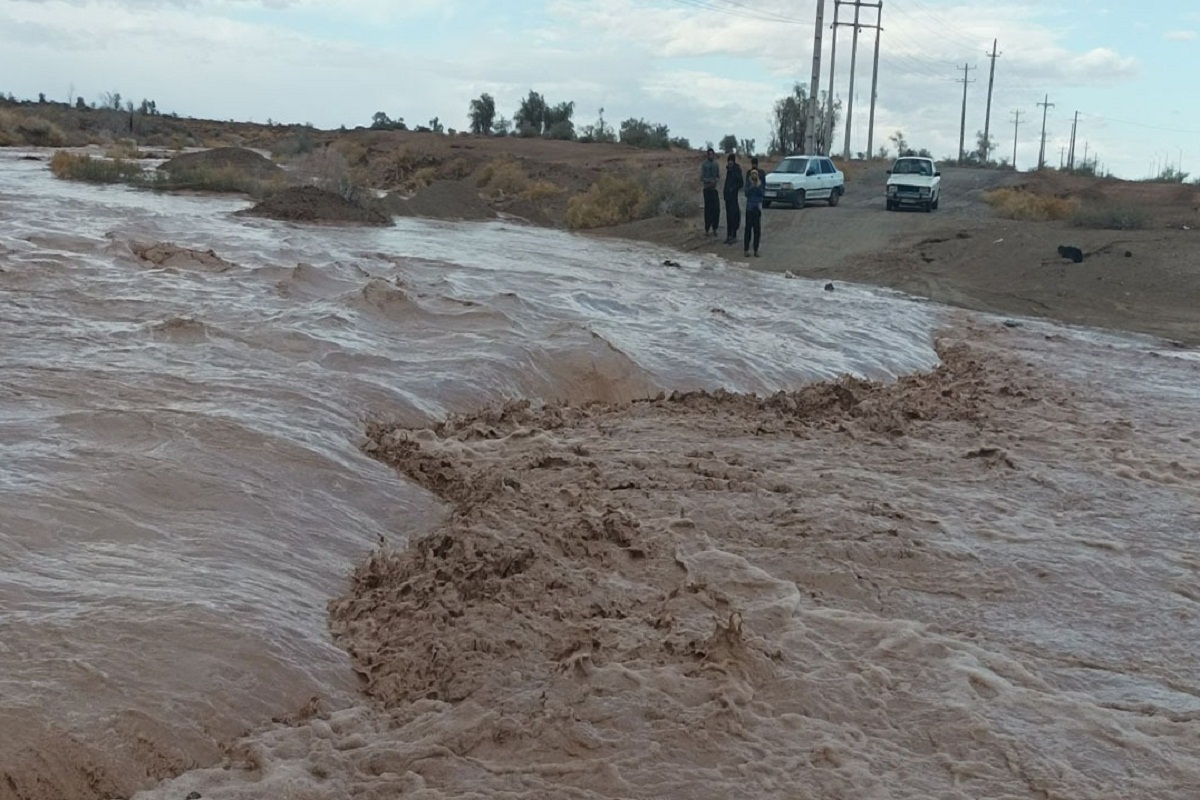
[[1060, 145, 1065, 170], [982, 39, 1001, 163], [956, 63, 976, 164], [865, 2, 884, 160], [804, 0, 827, 155], [1067, 110, 1079, 171], [1011, 109, 1022, 169], [826, 1, 840, 155], [843, 0, 863, 160], [1037, 94, 1054, 171], [832, 1, 883, 160]]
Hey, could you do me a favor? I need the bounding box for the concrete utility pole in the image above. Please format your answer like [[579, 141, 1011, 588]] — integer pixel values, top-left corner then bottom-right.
[[1037, 94, 1054, 171], [832, 0, 883, 160], [956, 63, 976, 164], [1067, 110, 1079, 171], [1011, 109, 1022, 169], [982, 39, 1001, 163], [866, 2, 884, 160], [826, 1, 840, 155], [843, 0, 863, 160], [804, 0, 827, 155]]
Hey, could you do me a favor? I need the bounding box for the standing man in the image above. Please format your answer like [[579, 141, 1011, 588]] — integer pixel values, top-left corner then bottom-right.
[[743, 169, 765, 257], [700, 147, 721, 238], [723, 152, 744, 244]]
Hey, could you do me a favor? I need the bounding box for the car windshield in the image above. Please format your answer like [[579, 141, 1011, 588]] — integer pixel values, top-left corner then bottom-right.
[[775, 158, 808, 174], [894, 159, 933, 176]]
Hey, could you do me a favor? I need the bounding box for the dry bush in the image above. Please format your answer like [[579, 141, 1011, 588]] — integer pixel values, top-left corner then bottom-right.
[[49, 151, 144, 183], [983, 187, 1077, 221], [105, 138, 142, 160], [477, 157, 531, 198], [566, 175, 647, 229], [1068, 201, 1152, 230], [637, 167, 695, 218], [287, 146, 365, 200], [439, 157, 472, 180], [0, 112, 67, 147], [522, 179, 563, 203]]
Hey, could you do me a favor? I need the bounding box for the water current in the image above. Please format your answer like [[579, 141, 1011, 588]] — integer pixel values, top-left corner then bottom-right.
[[2, 149, 1199, 799]]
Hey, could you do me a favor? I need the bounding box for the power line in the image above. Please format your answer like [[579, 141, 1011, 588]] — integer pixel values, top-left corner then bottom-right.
[[665, 0, 807, 25]]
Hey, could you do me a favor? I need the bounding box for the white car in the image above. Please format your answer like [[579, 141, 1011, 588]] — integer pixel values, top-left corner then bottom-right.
[[885, 157, 941, 212], [763, 155, 844, 209]]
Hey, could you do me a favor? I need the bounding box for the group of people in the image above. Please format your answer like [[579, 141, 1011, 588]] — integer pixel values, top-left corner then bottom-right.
[[700, 148, 765, 258]]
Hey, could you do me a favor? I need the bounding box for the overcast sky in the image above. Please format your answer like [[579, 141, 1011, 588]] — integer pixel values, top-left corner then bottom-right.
[[1, 0, 1197, 179]]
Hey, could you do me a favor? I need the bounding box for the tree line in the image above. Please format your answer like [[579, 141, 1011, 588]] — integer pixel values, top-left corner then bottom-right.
[[369, 84, 849, 155]]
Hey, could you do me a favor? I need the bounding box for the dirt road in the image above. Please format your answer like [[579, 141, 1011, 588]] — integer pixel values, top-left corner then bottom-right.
[[624, 163, 1200, 345]]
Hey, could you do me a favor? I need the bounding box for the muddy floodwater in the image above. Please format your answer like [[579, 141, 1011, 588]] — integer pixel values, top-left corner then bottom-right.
[[1, 150, 1199, 800]]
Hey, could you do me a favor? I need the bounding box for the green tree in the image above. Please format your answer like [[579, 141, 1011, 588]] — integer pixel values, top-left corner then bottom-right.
[[719, 134, 738, 153], [579, 107, 616, 143], [768, 83, 840, 155], [739, 138, 756, 157], [371, 111, 394, 129], [468, 93, 496, 135], [492, 116, 512, 136], [543, 100, 575, 140], [428, 116, 444, 134], [619, 118, 673, 149], [515, 90, 547, 136]]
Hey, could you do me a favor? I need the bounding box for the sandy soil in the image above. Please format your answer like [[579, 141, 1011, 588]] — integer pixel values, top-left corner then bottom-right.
[[239, 185, 393, 226]]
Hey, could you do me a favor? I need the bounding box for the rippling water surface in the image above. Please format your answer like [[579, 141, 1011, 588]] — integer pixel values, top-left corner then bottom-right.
[[0, 150, 945, 793]]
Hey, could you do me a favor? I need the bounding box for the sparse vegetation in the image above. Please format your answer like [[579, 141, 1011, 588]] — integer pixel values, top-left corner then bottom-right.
[[983, 187, 1077, 221], [566, 175, 647, 229], [1068, 201, 1151, 230], [477, 157, 530, 197], [49, 152, 145, 183]]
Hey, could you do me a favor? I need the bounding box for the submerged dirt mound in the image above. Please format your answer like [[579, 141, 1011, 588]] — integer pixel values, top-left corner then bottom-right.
[[129, 241, 237, 271], [389, 179, 496, 222], [158, 147, 281, 178], [238, 186, 393, 226]]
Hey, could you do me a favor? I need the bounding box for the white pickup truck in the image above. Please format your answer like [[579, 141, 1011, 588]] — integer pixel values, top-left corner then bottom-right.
[[763, 154, 845, 209], [885, 156, 941, 212]]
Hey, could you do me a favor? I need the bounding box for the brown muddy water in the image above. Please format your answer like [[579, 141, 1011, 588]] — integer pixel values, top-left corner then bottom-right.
[[2, 150, 1199, 799]]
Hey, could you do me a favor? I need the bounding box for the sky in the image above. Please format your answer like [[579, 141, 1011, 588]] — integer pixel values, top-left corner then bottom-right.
[[1, 0, 1198, 179]]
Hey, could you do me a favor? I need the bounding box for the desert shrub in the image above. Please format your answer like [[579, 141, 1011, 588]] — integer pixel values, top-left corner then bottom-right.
[[439, 157, 472, 180], [636, 168, 694, 218], [522, 179, 562, 203], [983, 187, 1076, 221], [411, 166, 439, 187], [287, 147, 370, 201], [1068, 201, 1152, 230], [49, 151, 144, 183], [15, 114, 66, 147], [272, 130, 315, 158], [145, 164, 281, 197], [477, 157, 530, 197], [105, 138, 142, 159], [566, 175, 646, 229]]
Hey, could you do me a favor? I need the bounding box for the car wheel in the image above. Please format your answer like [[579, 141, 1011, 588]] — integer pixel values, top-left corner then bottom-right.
[[932, 194, 940, 210], [886, 199, 895, 211], [827, 187, 841, 207], [763, 200, 772, 209], [923, 201, 933, 213], [792, 189, 806, 209]]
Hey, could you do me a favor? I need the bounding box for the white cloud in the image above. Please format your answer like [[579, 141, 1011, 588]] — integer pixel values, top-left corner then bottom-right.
[[1164, 30, 1198, 42]]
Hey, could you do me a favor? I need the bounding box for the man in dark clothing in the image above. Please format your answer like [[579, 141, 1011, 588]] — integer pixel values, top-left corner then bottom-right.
[[723, 153, 744, 244], [700, 148, 721, 238]]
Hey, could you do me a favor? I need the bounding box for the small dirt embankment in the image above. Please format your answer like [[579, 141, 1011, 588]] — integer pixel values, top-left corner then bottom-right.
[[237, 185, 393, 226]]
